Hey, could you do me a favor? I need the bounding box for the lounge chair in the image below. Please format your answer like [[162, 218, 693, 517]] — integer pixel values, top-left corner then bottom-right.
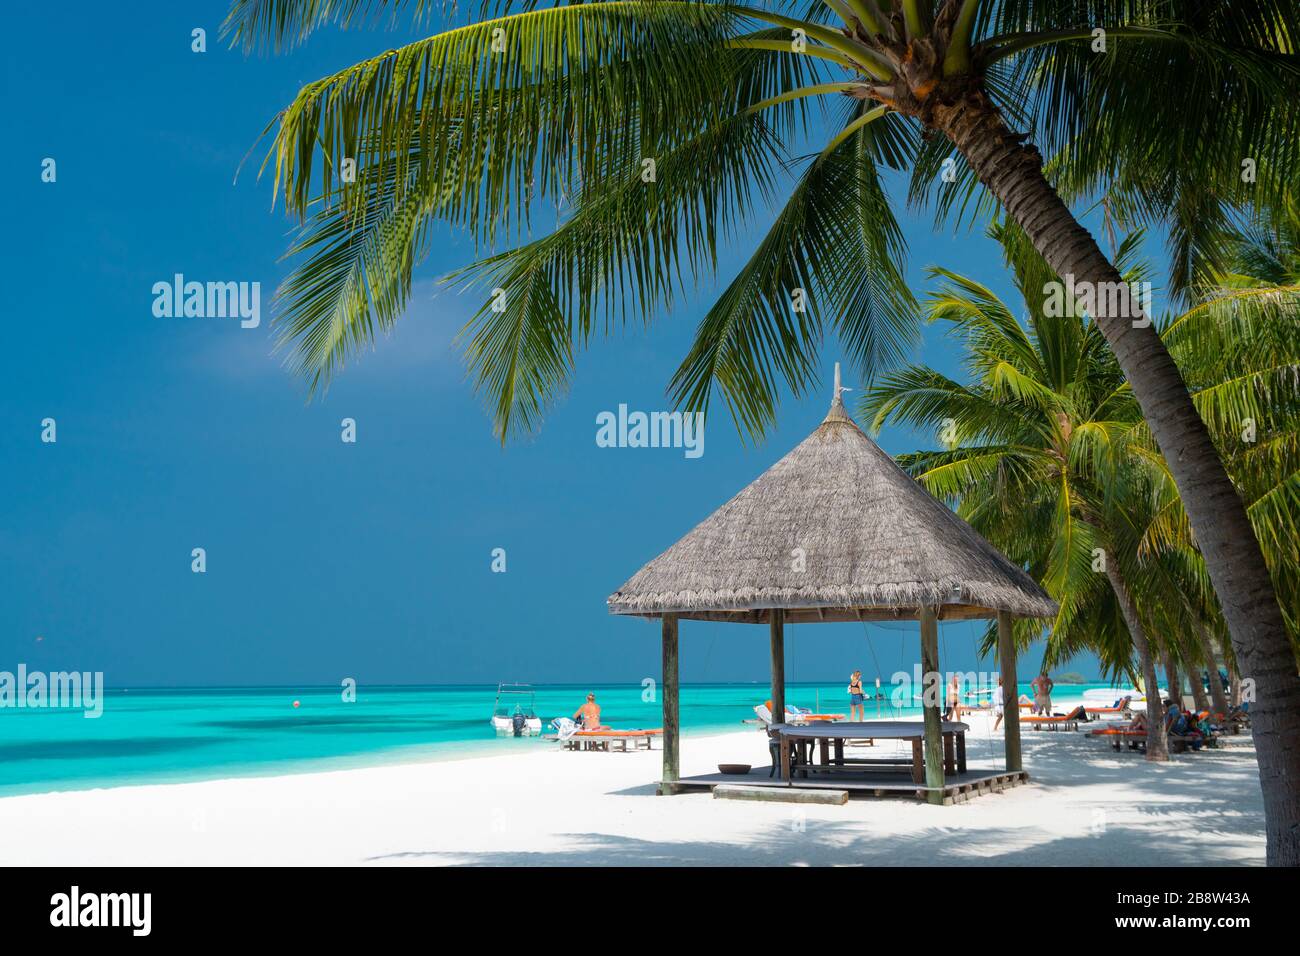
[[1089, 725, 1149, 751], [1089, 713, 1218, 753], [1225, 703, 1250, 731], [754, 703, 846, 726], [1020, 705, 1088, 731], [1167, 710, 1219, 752], [567, 729, 661, 752], [1089, 727, 1215, 752], [549, 719, 662, 751], [1168, 732, 1217, 753], [1088, 696, 1133, 718]]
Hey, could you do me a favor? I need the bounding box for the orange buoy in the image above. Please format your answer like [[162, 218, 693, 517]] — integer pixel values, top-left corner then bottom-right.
[[292, 700, 301, 708]]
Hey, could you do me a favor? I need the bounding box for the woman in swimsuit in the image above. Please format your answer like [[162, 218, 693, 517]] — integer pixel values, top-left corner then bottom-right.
[[992, 675, 1005, 730], [848, 670, 865, 722], [945, 674, 963, 721]]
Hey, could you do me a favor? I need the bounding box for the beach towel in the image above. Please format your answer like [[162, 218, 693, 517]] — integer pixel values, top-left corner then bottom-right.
[[550, 717, 580, 741]]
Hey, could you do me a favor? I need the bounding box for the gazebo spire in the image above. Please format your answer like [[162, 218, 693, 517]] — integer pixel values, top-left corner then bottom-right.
[[824, 360, 853, 424]]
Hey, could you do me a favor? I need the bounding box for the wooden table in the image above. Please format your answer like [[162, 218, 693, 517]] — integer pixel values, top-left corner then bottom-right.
[[773, 721, 970, 784]]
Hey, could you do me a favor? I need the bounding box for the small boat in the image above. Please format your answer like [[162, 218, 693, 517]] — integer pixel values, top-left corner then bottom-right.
[[491, 683, 542, 736]]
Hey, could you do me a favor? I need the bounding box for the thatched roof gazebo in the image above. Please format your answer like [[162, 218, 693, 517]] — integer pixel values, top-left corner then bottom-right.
[[608, 365, 1058, 802]]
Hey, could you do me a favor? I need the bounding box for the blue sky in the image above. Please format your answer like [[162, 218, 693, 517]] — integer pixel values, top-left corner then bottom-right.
[[0, 2, 1108, 685]]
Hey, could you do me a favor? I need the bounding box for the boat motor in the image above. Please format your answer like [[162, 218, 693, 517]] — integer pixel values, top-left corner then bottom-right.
[[511, 711, 528, 737]]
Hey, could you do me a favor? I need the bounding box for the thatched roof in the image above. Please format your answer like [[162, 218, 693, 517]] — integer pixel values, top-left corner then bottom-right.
[[608, 375, 1058, 623]]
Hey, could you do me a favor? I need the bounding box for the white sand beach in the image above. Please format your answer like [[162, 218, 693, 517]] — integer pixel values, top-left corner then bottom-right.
[[0, 707, 1265, 866]]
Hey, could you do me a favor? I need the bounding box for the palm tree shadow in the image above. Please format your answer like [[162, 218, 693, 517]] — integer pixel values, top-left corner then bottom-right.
[[364, 731, 1264, 866], [365, 809, 1261, 866]]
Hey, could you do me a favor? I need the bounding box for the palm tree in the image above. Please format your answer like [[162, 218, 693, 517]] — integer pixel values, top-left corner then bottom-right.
[[222, 0, 1300, 863], [866, 217, 1300, 758], [862, 221, 1178, 757], [1146, 209, 1300, 639]]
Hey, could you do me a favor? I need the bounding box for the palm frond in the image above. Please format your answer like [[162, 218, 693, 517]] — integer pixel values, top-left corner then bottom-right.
[[668, 105, 914, 438]]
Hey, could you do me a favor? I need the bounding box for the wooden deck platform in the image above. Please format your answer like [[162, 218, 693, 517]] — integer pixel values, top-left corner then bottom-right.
[[668, 766, 1029, 805]]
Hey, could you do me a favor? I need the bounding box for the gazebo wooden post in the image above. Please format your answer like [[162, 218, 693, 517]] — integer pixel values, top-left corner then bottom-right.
[[660, 613, 680, 794], [997, 610, 1022, 773], [918, 605, 944, 804], [769, 609, 786, 725]]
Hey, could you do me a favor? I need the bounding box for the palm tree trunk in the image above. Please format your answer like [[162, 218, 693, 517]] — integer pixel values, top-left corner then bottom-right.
[[1186, 641, 1210, 713], [1102, 562, 1169, 761], [1196, 620, 1231, 720], [1163, 655, 1182, 710], [935, 90, 1300, 864]]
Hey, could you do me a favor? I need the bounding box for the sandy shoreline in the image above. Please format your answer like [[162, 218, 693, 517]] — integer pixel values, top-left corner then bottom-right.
[[0, 707, 1265, 866]]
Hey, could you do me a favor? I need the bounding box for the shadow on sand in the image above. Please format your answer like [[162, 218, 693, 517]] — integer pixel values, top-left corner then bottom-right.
[[365, 733, 1263, 867]]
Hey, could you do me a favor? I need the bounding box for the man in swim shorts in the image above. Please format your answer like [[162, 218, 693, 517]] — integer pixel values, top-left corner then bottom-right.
[[1031, 672, 1054, 715]]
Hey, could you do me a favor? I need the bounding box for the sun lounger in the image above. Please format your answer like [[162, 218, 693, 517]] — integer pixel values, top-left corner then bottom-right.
[[1089, 726, 1148, 751], [1088, 696, 1133, 717], [1089, 722, 1218, 753], [785, 703, 847, 723], [561, 728, 663, 752], [1223, 704, 1250, 732], [548, 718, 662, 751], [754, 704, 846, 726], [1020, 706, 1087, 731]]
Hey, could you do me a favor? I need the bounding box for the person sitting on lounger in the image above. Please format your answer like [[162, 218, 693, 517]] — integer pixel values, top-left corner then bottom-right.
[[1193, 711, 1217, 742], [1169, 704, 1209, 750], [573, 693, 608, 731], [1128, 711, 1148, 733], [1166, 702, 1204, 747], [1167, 701, 1186, 732]]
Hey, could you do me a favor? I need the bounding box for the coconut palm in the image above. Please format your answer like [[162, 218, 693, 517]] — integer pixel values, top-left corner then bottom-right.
[[1146, 208, 1300, 639], [1130, 214, 1300, 729], [862, 221, 1179, 757], [866, 217, 1300, 757], [222, 0, 1300, 862]]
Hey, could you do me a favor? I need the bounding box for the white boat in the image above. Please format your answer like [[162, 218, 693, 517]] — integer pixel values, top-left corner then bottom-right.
[[491, 683, 543, 736]]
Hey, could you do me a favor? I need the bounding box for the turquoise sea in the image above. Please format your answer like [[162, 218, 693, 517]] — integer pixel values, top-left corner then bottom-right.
[[0, 681, 1116, 797]]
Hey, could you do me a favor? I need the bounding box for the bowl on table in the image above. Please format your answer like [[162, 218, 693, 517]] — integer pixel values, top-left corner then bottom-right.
[[717, 763, 752, 775]]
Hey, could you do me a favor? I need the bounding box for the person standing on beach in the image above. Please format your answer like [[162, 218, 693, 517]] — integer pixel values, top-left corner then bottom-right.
[[992, 676, 1005, 730], [944, 674, 963, 721], [848, 670, 865, 721], [1031, 672, 1054, 715]]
